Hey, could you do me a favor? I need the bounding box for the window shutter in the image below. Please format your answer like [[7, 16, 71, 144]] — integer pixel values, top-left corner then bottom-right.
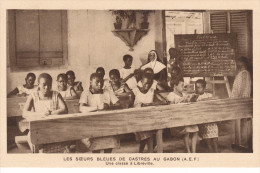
[[210, 12, 227, 33], [39, 10, 66, 66], [230, 11, 248, 57], [10, 10, 68, 69]]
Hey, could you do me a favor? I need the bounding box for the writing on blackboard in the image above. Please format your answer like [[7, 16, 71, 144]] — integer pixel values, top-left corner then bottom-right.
[[175, 33, 237, 76]]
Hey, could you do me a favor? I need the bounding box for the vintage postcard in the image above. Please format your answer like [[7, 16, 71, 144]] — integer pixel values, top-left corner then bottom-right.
[[0, 0, 259, 167]]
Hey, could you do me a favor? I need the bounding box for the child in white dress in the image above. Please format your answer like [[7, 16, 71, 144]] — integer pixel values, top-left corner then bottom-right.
[[22, 73, 70, 153], [194, 79, 218, 153], [132, 73, 167, 153], [119, 54, 138, 89], [66, 70, 83, 95], [137, 68, 164, 91], [96, 67, 110, 90], [56, 73, 78, 100], [78, 73, 121, 153], [8, 73, 37, 97], [167, 77, 198, 153]]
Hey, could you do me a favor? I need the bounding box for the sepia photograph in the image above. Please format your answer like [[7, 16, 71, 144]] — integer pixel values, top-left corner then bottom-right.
[[1, 0, 260, 168]]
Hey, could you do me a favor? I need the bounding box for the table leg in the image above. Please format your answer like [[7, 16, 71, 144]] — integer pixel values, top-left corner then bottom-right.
[[148, 136, 153, 153], [235, 119, 241, 145], [156, 129, 163, 153]]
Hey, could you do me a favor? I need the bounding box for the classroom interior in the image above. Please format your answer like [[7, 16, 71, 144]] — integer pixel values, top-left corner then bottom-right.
[[7, 10, 253, 153]]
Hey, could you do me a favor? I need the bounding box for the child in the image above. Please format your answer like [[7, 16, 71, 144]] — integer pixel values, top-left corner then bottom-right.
[[167, 77, 198, 153], [96, 67, 110, 89], [56, 73, 78, 100], [22, 73, 70, 153], [194, 79, 218, 153], [66, 70, 83, 93], [78, 73, 121, 153], [132, 73, 168, 153], [137, 68, 165, 91], [108, 69, 131, 95], [23, 73, 68, 118], [7, 73, 37, 97], [119, 54, 138, 89], [108, 69, 132, 109]]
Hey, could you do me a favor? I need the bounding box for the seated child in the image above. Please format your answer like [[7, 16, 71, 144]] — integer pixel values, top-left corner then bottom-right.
[[8, 73, 37, 97], [132, 73, 168, 153], [56, 73, 78, 100], [108, 69, 132, 108], [193, 79, 218, 153], [66, 70, 83, 93], [22, 73, 70, 153], [78, 73, 121, 153], [137, 68, 164, 91], [119, 54, 138, 89], [167, 77, 198, 153], [96, 67, 110, 89], [108, 69, 131, 95]]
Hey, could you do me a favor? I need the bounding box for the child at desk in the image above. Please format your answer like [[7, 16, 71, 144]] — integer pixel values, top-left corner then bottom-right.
[[66, 70, 83, 94], [78, 73, 121, 153], [192, 79, 219, 153], [119, 54, 138, 89], [167, 77, 198, 153], [108, 69, 132, 108], [7, 73, 37, 97], [108, 69, 131, 94], [132, 72, 167, 153], [137, 68, 164, 91], [96, 67, 110, 89], [56, 73, 78, 100], [23, 73, 68, 117], [22, 73, 70, 153]]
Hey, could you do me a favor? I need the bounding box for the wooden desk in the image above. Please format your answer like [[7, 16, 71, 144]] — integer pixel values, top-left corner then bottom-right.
[[7, 93, 133, 117], [7, 97, 80, 117], [19, 98, 252, 153]]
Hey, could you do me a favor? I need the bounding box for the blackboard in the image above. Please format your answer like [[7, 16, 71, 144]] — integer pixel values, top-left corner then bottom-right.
[[174, 33, 237, 77]]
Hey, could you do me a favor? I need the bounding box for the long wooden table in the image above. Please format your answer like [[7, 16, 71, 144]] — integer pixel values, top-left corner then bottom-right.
[[18, 98, 253, 153], [7, 93, 132, 117], [7, 97, 80, 117]]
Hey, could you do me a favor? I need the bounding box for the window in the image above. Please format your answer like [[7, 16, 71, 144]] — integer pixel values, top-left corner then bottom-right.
[[165, 11, 204, 54], [8, 10, 68, 71], [210, 10, 252, 58]]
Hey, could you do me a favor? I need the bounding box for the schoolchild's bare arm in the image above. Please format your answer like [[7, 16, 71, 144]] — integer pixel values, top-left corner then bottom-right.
[[79, 103, 98, 112], [64, 88, 78, 100], [52, 94, 68, 115], [7, 87, 19, 97], [22, 95, 42, 118]]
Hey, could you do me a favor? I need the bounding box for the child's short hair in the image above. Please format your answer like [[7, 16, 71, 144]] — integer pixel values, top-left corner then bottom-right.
[[96, 67, 105, 74], [109, 69, 120, 78], [237, 56, 250, 70], [38, 73, 52, 84], [142, 72, 154, 81], [171, 66, 182, 74], [170, 77, 184, 88], [66, 70, 75, 78], [123, 54, 133, 62], [195, 79, 206, 88], [90, 73, 100, 81], [26, 73, 36, 80], [57, 73, 68, 82], [143, 68, 154, 74]]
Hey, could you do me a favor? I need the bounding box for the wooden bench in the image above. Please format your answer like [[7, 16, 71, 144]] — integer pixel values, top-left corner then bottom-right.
[[17, 98, 253, 153]]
